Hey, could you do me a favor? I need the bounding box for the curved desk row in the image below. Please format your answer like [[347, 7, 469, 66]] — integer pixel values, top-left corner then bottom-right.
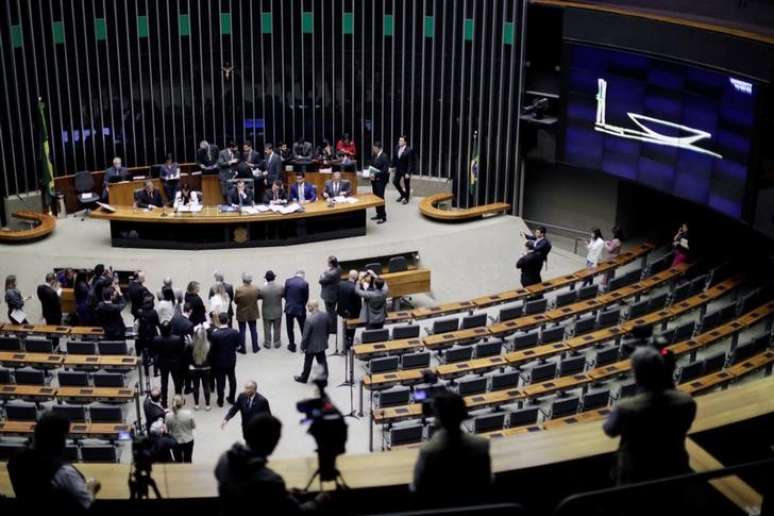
[[0, 211, 56, 243], [1, 376, 771, 499], [90, 194, 385, 249], [419, 193, 510, 222]]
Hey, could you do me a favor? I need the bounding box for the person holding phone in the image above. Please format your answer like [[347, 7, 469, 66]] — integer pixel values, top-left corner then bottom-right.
[[583, 228, 605, 287], [672, 223, 690, 266]]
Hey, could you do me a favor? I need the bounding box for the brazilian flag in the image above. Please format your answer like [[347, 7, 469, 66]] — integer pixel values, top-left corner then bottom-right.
[[37, 98, 55, 210]]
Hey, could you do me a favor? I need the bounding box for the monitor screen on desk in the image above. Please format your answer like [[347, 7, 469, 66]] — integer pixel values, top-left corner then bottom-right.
[[562, 43, 759, 220]]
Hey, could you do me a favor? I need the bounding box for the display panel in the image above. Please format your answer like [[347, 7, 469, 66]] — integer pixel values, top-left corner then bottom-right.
[[563, 44, 757, 219]]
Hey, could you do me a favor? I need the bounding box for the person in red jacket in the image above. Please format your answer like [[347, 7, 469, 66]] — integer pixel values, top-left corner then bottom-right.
[[335, 133, 357, 158]]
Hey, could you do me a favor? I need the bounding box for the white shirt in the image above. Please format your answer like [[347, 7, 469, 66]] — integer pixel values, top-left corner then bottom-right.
[[586, 237, 605, 267], [174, 190, 200, 208], [156, 300, 177, 324], [209, 294, 230, 315]]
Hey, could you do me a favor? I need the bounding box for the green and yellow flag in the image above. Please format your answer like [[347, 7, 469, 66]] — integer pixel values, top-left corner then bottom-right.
[[37, 98, 55, 206]]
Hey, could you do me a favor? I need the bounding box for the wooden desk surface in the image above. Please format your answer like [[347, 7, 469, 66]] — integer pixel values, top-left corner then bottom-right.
[[3, 376, 773, 499], [68, 326, 106, 337], [521, 373, 590, 398], [353, 338, 423, 360], [0, 210, 56, 242], [565, 327, 623, 350], [346, 311, 414, 329], [91, 193, 384, 224], [489, 313, 551, 337], [362, 370, 424, 389], [63, 355, 139, 368], [56, 386, 136, 400], [0, 324, 71, 335], [0, 351, 64, 367], [0, 384, 57, 398], [0, 421, 130, 437], [422, 326, 490, 349], [411, 300, 476, 320], [471, 289, 529, 309], [436, 355, 509, 378], [505, 342, 570, 367]]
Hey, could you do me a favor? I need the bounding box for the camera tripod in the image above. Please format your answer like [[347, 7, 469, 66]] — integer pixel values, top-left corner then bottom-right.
[[336, 322, 359, 420], [129, 466, 162, 500], [303, 467, 349, 492]]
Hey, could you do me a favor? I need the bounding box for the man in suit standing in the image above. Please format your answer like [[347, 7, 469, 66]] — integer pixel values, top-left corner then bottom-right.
[[152, 322, 185, 407], [104, 156, 129, 184], [197, 140, 219, 173], [392, 135, 416, 204], [36, 273, 62, 325], [283, 271, 309, 353], [134, 180, 163, 209], [319, 256, 341, 336], [337, 270, 362, 350], [209, 272, 234, 328], [259, 143, 283, 188], [603, 346, 696, 484], [220, 380, 271, 440], [411, 391, 491, 506], [294, 301, 330, 383], [356, 271, 389, 330], [369, 141, 390, 224], [234, 273, 260, 354], [259, 271, 284, 349], [322, 170, 352, 199], [170, 302, 194, 338], [523, 226, 552, 265], [289, 172, 317, 204], [516, 243, 543, 288], [217, 141, 239, 200], [292, 139, 314, 160], [263, 180, 287, 204], [209, 313, 240, 407]]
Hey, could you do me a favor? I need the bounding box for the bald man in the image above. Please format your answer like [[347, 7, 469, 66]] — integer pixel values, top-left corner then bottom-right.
[[221, 380, 271, 439]]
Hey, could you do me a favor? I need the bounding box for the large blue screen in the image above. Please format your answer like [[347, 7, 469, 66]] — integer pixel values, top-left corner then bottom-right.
[[563, 44, 757, 219]]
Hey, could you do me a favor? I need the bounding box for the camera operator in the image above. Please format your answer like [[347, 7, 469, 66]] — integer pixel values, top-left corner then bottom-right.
[[8, 412, 101, 513], [215, 414, 328, 515]]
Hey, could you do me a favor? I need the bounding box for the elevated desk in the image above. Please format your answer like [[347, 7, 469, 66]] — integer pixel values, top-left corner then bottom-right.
[[90, 194, 384, 249]]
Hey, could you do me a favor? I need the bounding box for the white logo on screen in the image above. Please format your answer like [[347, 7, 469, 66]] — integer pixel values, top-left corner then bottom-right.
[[730, 78, 753, 95], [594, 78, 723, 159]]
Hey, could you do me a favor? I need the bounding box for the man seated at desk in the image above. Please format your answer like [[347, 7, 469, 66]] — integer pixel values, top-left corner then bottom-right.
[[263, 180, 287, 205], [174, 183, 200, 210], [134, 180, 164, 210], [102, 156, 129, 201], [322, 170, 352, 199], [292, 139, 314, 161], [218, 141, 240, 200], [228, 179, 254, 207], [289, 172, 317, 204]]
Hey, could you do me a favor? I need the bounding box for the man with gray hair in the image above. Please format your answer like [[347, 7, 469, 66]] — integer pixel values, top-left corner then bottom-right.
[[294, 300, 329, 383], [209, 271, 234, 327], [234, 272, 260, 354], [603, 346, 696, 484], [221, 380, 271, 440], [134, 179, 163, 209]]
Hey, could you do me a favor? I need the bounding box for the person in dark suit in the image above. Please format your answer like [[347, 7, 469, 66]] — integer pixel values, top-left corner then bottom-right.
[[283, 271, 309, 353], [259, 143, 283, 188], [289, 172, 317, 203], [337, 270, 362, 350], [102, 157, 129, 200], [523, 226, 552, 264], [153, 321, 185, 407], [209, 313, 240, 407], [411, 391, 492, 507], [369, 141, 390, 223], [294, 301, 330, 383], [170, 302, 195, 338], [184, 281, 207, 327], [221, 380, 271, 439], [126, 271, 152, 320], [356, 271, 389, 330], [318, 256, 341, 335], [36, 273, 62, 325], [197, 140, 219, 173], [392, 135, 416, 204], [292, 139, 314, 160], [322, 171, 352, 199], [242, 142, 262, 170], [228, 179, 254, 207], [516, 243, 543, 288], [217, 142, 240, 200], [143, 387, 167, 433], [603, 346, 696, 485], [208, 272, 235, 328], [159, 154, 180, 205], [134, 180, 163, 209], [263, 180, 288, 204], [95, 287, 126, 340]]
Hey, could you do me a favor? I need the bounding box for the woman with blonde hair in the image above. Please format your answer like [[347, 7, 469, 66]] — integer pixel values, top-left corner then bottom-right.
[[165, 394, 196, 463], [187, 325, 211, 411], [209, 282, 230, 317]]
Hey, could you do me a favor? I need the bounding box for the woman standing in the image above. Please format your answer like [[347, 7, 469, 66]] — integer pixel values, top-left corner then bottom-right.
[[583, 228, 605, 287], [602, 226, 625, 289], [208, 282, 230, 318], [187, 326, 212, 411], [185, 281, 206, 327], [4, 275, 27, 324], [73, 271, 92, 325], [672, 223, 690, 266], [156, 287, 177, 325], [165, 394, 196, 463]]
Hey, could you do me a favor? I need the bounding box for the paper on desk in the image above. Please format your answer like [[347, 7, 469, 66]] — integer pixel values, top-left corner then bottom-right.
[[176, 205, 203, 213], [334, 196, 358, 204], [240, 206, 260, 215]]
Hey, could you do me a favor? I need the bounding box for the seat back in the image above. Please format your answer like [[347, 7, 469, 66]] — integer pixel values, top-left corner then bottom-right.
[[432, 317, 459, 334], [524, 298, 547, 315], [444, 346, 474, 363], [597, 308, 621, 328], [507, 406, 539, 427], [647, 252, 673, 275], [498, 304, 523, 322], [582, 388, 610, 410], [541, 325, 565, 344], [689, 275, 708, 296], [0, 368, 11, 383], [673, 321, 696, 342], [648, 292, 669, 311], [378, 386, 411, 407], [5, 402, 38, 421], [457, 376, 487, 396], [475, 340, 502, 358], [14, 367, 46, 385], [595, 344, 620, 367], [574, 315, 596, 335], [52, 404, 87, 423], [74, 171, 95, 192], [472, 412, 506, 433], [623, 268, 643, 286], [628, 299, 651, 320], [677, 360, 705, 383], [461, 313, 487, 330], [578, 284, 598, 300], [671, 282, 692, 303], [0, 441, 27, 461], [369, 356, 399, 374], [392, 325, 420, 340], [511, 330, 539, 350], [490, 370, 520, 390], [558, 355, 586, 376], [555, 290, 577, 308], [24, 337, 53, 353], [361, 328, 389, 344], [387, 256, 408, 273], [67, 340, 97, 355], [389, 423, 423, 446], [527, 362, 557, 383], [92, 371, 125, 387], [703, 352, 727, 373], [607, 275, 628, 292], [97, 340, 129, 355], [0, 336, 22, 351], [364, 263, 382, 275], [88, 403, 124, 423], [80, 442, 118, 463], [58, 371, 90, 387], [401, 352, 431, 370], [618, 380, 638, 398], [551, 396, 580, 418]]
